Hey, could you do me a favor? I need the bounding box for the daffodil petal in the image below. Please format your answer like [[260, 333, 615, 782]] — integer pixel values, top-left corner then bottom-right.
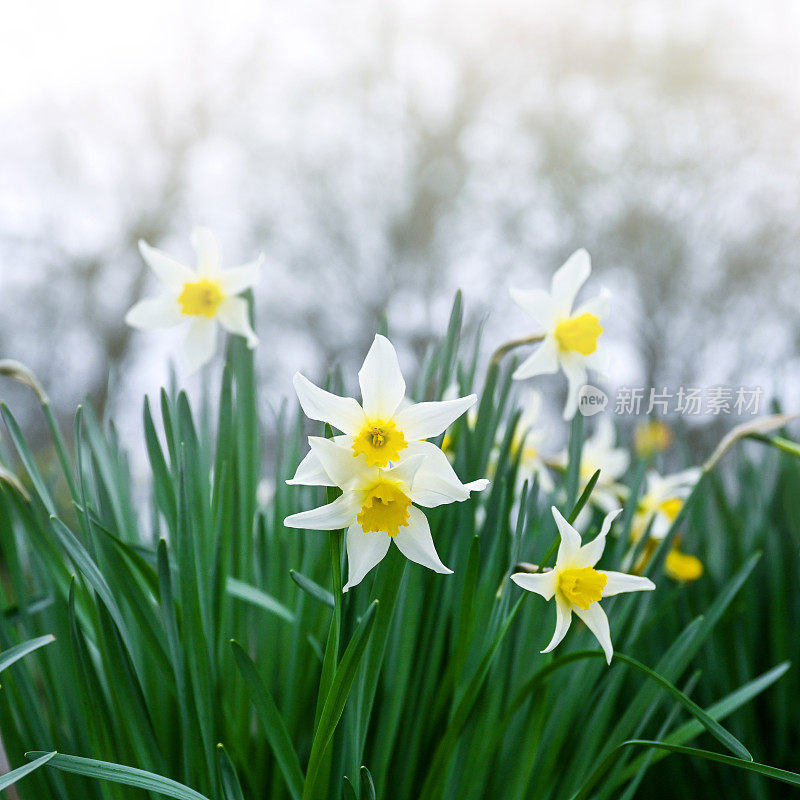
[[573, 602, 613, 664], [125, 295, 183, 330], [358, 334, 406, 418], [394, 394, 477, 441], [392, 506, 452, 574], [292, 373, 365, 434], [552, 505, 581, 566], [574, 286, 611, 320], [404, 441, 488, 507], [559, 353, 587, 420], [509, 287, 556, 327], [574, 508, 623, 568], [383, 454, 427, 493], [219, 255, 264, 294], [541, 596, 572, 653], [308, 437, 371, 490], [286, 450, 334, 487], [283, 492, 360, 530], [342, 525, 391, 592], [510, 570, 557, 600], [600, 571, 656, 597], [191, 226, 221, 273], [513, 336, 559, 381], [215, 296, 258, 348], [551, 248, 591, 316], [183, 318, 218, 374], [139, 240, 196, 288]]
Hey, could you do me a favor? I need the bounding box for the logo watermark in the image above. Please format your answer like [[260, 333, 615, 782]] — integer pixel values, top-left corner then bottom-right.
[[578, 385, 608, 416], [579, 385, 763, 417]]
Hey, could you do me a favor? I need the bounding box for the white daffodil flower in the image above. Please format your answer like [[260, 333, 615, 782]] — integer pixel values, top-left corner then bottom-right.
[[632, 468, 701, 542], [511, 506, 655, 663], [510, 249, 610, 419], [284, 437, 487, 591], [125, 226, 263, 373], [292, 334, 479, 469]]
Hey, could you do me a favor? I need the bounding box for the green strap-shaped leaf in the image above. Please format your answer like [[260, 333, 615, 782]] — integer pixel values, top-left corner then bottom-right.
[[25, 752, 212, 800], [570, 740, 800, 800], [0, 751, 56, 790], [289, 570, 335, 609], [0, 634, 55, 673], [230, 641, 305, 800], [216, 744, 246, 800], [618, 662, 791, 785], [227, 577, 296, 622], [303, 600, 379, 800]]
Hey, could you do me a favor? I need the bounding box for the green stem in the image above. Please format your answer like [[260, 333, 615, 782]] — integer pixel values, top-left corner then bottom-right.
[[489, 333, 545, 367]]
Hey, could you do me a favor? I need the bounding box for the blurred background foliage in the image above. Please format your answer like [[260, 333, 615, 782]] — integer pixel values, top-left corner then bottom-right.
[[1, 0, 799, 456]]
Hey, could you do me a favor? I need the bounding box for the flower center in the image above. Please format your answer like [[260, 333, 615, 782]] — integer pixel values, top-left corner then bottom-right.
[[352, 418, 408, 467], [554, 313, 603, 355], [178, 279, 224, 318], [558, 566, 607, 610], [356, 481, 412, 537]]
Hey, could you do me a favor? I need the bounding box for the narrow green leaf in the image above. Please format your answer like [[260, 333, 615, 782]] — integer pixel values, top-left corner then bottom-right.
[[289, 570, 335, 609], [216, 744, 246, 800], [26, 752, 212, 800], [0, 634, 55, 673], [230, 641, 305, 800], [0, 751, 56, 791], [304, 601, 379, 800], [572, 740, 800, 800], [227, 577, 296, 623]]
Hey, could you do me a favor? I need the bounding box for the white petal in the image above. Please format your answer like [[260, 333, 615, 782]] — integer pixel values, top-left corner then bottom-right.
[[393, 394, 477, 441], [292, 373, 365, 435], [552, 505, 581, 566], [559, 353, 588, 420], [286, 450, 334, 487], [551, 249, 591, 316], [342, 525, 391, 592], [584, 346, 608, 380], [602, 450, 630, 481], [218, 255, 264, 294], [308, 437, 370, 490], [283, 492, 361, 530], [182, 318, 218, 374], [383, 454, 428, 493], [510, 570, 557, 600], [600, 571, 656, 598], [191, 226, 221, 273], [404, 441, 487, 507], [513, 335, 560, 381], [509, 287, 556, 327], [358, 334, 406, 419], [125, 295, 183, 330], [216, 296, 258, 348], [541, 596, 573, 654], [574, 602, 613, 664], [392, 506, 452, 574], [574, 286, 611, 320], [139, 240, 196, 288], [574, 508, 623, 568]]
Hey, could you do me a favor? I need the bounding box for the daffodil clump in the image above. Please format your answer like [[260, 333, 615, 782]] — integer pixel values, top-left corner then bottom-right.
[[0, 232, 797, 800]]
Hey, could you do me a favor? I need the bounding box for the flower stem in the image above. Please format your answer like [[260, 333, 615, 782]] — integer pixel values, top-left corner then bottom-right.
[[489, 333, 545, 367]]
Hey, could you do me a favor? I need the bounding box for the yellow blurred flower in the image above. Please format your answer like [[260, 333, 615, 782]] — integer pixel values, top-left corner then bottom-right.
[[665, 548, 704, 582], [634, 420, 673, 458]]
